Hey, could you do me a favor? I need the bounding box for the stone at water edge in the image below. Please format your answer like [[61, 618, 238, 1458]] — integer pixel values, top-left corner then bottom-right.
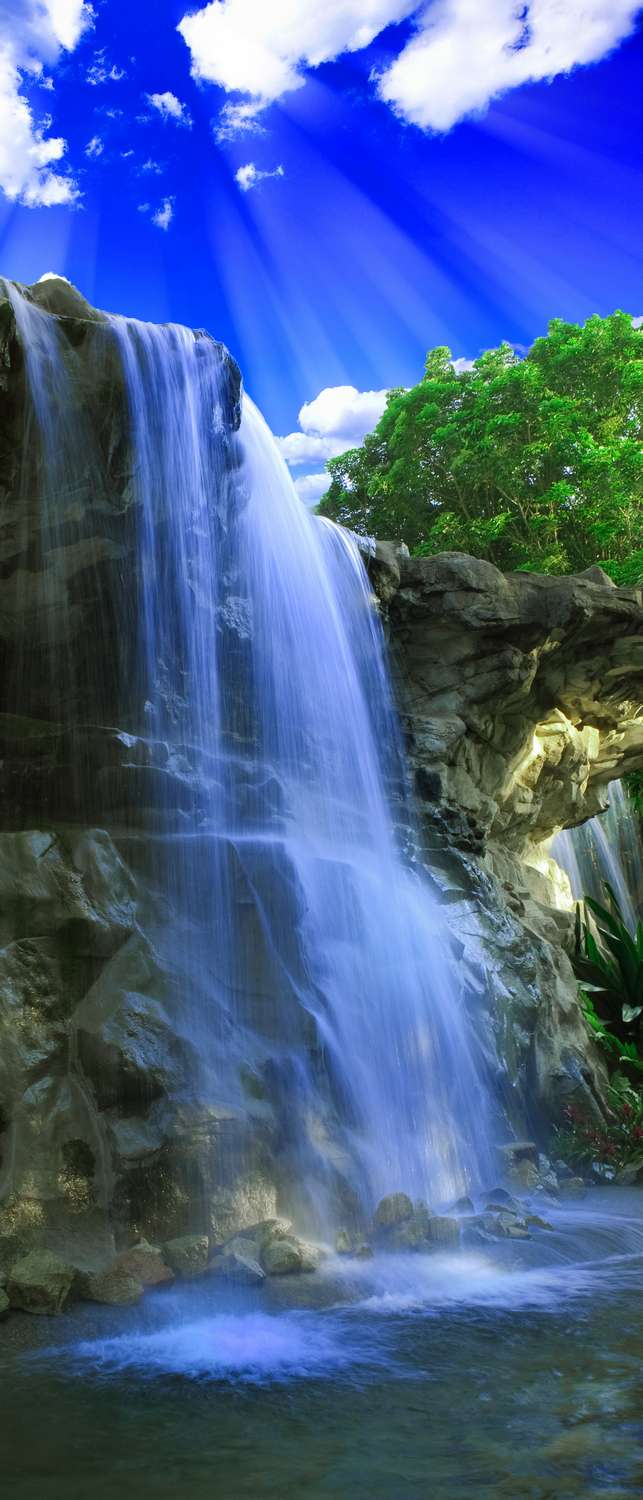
[[498, 1142, 539, 1166], [506, 1159, 541, 1192], [335, 1229, 373, 1258], [260, 1236, 323, 1276], [162, 1234, 209, 1279], [525, 1214, 554, 1231], [557, 1177, 587, 1201], [423, 1215, 461, 1248], [7, 1250, 75, 1315], [450, 1196, 475, 1216], [372, 1192, 414, 1231], [210, 1249, 265, 1286], [76, 1265, 144, 1306], [386, 1204, 432, 1251], [0, 1288, 9, 1319], [115, 1239, 175, 1287]]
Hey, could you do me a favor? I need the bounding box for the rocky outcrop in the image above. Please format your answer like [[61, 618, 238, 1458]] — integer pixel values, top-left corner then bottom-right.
[[376, 547, 643, 1127], [0, 277, 641, 1273]]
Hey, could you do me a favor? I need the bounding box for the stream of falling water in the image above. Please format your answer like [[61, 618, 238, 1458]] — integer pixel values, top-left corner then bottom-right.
[[5, 279, 495, 1225], [109, 310, 495, 1210], [551, 780, 643, 929]]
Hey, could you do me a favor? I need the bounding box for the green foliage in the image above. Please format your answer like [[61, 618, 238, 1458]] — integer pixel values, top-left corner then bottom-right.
[[572, 883, 643, 1075], [317, 314, 643, 577], [625, 770, 643, 818], [554, 1081, 643, 1172]]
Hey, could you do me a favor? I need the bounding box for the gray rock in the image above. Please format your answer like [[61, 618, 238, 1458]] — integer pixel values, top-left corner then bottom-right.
[[162, 1234, 209, 1279], [450, 1196, 475, 1215], [115, 1240, 174, 1288], [211, 1250, 265, 1285], [335, 1229, 372, 1257], [77, 1264, 144, 1306], [0, 1288, 9, 1319], [557, 1176, 587, 1200], [260, 1235, 322, 1275], [373, 1193, 414, 1231], [424, 1215, 461, 1248], [8, 1250, 75, 1315]]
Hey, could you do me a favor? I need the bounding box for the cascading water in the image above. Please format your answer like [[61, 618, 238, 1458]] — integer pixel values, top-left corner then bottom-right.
[[551, 781, 642, 930], [4, 279, 495, 1231]]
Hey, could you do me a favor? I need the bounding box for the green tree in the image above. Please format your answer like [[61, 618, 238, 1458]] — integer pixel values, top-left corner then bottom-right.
[[317, 313, 643, 579]]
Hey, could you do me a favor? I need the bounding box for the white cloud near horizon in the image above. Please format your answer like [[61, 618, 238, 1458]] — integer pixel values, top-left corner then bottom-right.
[[0, 0, 92, 206], [278, 384, 390, 467], [145, 90, 193, 127], [293, 472, 331, 506], [178, 0, 643, 135]]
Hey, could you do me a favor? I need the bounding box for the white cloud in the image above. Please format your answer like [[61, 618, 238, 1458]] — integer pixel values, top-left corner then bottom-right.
[[141, 158, 163, 173], [86, 50, 125, 86], [0, 1, 93, 207], [178, 1, 415, 117], [152, 196, 174, 230], [214, 98, 265, 141], [178, 0, 642, 135], [145, 90, 193, 127], [84, 133, 103, 158], [277, 383, 389, 466], [451, 355, 475, 374], [377, 0, 643, 131], [632, 315, 643, 328], [293, 472, 331, 506], [137, 201, 150, 213], [235, 160, 284, 191]]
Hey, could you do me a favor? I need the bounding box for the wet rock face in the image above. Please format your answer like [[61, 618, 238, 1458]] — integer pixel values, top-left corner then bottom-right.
[[1, 279, 641, 1261], [378, 548, 643, 1128]]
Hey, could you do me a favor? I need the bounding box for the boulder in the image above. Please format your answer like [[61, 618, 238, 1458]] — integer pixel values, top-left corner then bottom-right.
[[0, 1288, 9, 1319], [7, 1250, 75, 1315], [115, 1239, 174, 1287], [506, 1160, 540, 1191], [211, 1250, 265, 1285], [450, 1196, 475, 1215], [162, 1234, 209, 1279], [373, 1193, 414, 1231], [77, 1265, 144, 1306], [558, 1176, 586, 1201], [335, 1229, 372, 1257], [260, 1235, 322, 1275], [423, 1215, 461, 1248]]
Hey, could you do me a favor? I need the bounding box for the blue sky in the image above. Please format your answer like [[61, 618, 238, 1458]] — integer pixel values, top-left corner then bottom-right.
[[1, 2, 642, 500]]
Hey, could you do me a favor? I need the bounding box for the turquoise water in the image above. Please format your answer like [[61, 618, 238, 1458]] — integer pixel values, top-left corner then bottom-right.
[[3, 1193, 643, 1499]]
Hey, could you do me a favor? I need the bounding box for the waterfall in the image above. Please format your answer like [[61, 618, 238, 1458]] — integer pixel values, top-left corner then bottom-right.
[[5, 281, 495, 1225], [551, 781, 642, 931]]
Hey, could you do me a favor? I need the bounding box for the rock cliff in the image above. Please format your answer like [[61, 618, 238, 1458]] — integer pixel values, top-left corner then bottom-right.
[[0, 277, 642, 1269], [373, 543, 643, 1130]]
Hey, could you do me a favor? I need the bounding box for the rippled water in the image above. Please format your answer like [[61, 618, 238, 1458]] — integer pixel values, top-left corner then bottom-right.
[[3, 1191, 643, 1498]]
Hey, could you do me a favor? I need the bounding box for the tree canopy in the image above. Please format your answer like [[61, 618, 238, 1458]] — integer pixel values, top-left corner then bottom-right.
[[317, 313, 643, 582]]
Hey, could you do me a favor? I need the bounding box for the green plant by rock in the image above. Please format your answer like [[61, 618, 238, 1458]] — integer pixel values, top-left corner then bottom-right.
[[572, 882, 643, 1081]]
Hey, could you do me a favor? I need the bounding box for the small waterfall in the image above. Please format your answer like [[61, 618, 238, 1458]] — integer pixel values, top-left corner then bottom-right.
[[5, 282, 496, 1226], [552, 781, 642, 930]]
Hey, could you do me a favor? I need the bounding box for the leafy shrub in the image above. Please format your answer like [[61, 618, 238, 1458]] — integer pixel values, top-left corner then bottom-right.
[[555, 1083, 643, 1172], [572, 883, 643, 1075]]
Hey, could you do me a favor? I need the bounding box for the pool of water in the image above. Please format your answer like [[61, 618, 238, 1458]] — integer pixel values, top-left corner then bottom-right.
[[3, 1190, 643, 1499]]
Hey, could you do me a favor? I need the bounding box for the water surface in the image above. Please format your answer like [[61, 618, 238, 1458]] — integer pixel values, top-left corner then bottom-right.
[[3, 1191, 643, 1499]]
